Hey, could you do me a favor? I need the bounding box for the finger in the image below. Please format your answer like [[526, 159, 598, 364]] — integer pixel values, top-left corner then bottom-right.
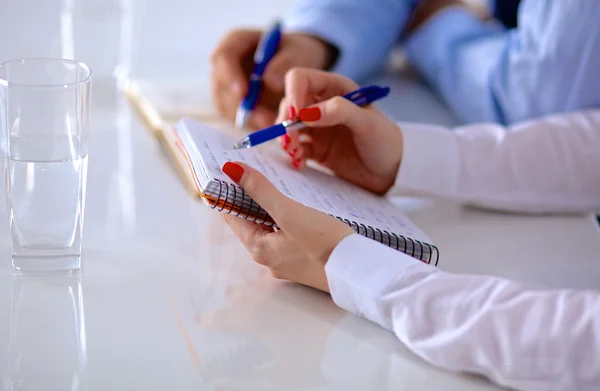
[[298, 96, 372, 131], [279, 133, 300, 157], [279, 134, 289, 150], [284, 67, 359, 111], [212, 78, 241, 119], [211, 61, 248, 116], [276, 99, 291, 149], [285, 100, 302, 153], [214, 80, 277, 130], [290, 144, 304, 160], [275, 96, 290, 124], [211, 29, 262, 64], [222, 214, 271, 262], [210, 29, 261, 97], [211, 55, 247, 102], [276, 98, 302, 152], [286, 132, 301, 153], [280, 142, 304, 171], [221, 161, 293, 223], [222, 213, 271, 241], [262, 49, 298, 94], [279, 131, 292, 151]]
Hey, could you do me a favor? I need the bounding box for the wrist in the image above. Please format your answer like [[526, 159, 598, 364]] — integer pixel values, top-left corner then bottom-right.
[[380, 122, 405, 195], [320, 229, 354, 293], [289, 32, 339, 70], [323, 229, 354, 262]]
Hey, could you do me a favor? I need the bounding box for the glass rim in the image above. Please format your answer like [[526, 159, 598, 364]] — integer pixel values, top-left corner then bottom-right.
[[0, 58, 92, 88]]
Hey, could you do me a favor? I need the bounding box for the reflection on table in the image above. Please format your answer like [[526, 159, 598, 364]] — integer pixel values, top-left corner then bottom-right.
[[5, 272, 86, 390]]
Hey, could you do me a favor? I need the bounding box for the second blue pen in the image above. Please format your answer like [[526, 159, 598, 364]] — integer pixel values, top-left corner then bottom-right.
[[234, 20, 283, 129]]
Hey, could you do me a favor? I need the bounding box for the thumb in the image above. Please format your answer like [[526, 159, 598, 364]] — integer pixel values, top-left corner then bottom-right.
[[262, 50, 297, 94], [221, 161, 291, 222]]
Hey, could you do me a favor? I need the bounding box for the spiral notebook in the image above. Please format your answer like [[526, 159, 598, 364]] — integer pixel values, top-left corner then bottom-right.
[[174, 117, 439, 265]]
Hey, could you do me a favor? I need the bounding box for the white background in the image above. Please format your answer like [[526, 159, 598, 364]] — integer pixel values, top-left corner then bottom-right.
[[0, 0, 295, 80]]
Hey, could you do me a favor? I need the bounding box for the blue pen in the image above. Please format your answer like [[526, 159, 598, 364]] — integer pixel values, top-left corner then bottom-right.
[[232, 85, 391, 149], [234, 20, 282, 129]]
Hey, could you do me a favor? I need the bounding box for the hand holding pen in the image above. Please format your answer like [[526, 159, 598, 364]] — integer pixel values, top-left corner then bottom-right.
[[234, 69, 403, 195], [233, 84, 390, 149], [210, 21, 336, 130]]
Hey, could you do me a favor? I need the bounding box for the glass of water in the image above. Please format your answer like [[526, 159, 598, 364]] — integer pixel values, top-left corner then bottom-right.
[[0, 58, 91, 271]]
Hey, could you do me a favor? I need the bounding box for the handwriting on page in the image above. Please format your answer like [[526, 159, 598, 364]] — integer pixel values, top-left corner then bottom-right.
[[186, 123, 427, 241]]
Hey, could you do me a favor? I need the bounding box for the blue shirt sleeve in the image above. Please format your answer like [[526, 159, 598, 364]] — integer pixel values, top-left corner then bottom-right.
[[404, 1, 600, 125], [282, 0, 415, 83]]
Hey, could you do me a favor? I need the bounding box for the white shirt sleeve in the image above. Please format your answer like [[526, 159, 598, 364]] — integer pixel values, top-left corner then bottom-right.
[[325, 234, 600, 391], [390, 109, 600, 214]]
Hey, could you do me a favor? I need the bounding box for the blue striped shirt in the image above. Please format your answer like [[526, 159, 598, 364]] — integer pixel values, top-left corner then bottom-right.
[[283, 0, 600, 125]]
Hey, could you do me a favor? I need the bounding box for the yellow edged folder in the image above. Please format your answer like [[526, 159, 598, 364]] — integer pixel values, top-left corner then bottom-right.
[[122, 78, 228, 197]]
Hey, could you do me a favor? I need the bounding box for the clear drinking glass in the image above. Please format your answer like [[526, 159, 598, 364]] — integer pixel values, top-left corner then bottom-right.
[[0, 58, 91, 271]]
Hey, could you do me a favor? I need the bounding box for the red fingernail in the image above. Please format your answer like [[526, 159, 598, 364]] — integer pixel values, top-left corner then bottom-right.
[[298, 107, 321, 122], [292, 159, 301, 169], [222, 162, 244, 182], [282, 134, 291, 148], [288, 105, 297, 120], [289, 148, 297, 157]]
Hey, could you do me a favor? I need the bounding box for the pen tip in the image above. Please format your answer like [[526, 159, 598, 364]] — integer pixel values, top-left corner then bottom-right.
[[235, 108, 248, 129]]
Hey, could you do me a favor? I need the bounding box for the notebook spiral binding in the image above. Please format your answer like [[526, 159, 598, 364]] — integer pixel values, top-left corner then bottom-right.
[[335, 217, 438, 266], [208, 179, 438, 266], [207, 179, 276, 227]]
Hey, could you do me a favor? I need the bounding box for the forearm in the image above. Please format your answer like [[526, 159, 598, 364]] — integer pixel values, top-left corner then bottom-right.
[[283, 0, 414, 82], [404, 1, 600, 124], [326, 234, 600, 391], [389, 110, 600, 214]]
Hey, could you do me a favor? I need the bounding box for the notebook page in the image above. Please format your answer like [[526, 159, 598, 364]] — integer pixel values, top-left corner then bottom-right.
[[177, 118, 432, 244]]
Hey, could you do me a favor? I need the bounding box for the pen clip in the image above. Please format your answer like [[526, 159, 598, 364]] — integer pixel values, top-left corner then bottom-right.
[[344, 85, 390, 106]]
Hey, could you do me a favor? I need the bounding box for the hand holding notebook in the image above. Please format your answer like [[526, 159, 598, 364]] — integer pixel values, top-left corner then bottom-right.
[[221, 160, 358, 292], [175, 117, 439, 266]]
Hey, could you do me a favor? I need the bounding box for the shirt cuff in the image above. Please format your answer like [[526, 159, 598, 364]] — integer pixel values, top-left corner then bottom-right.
[[282, 12, 364, 79], [404, 7, 503, 86], [325, 233, 434, 330], [389, 122, 460, 198]]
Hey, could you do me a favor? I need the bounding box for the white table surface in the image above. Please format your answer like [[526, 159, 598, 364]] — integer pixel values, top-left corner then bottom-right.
[[1, 1, 600, 390]]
